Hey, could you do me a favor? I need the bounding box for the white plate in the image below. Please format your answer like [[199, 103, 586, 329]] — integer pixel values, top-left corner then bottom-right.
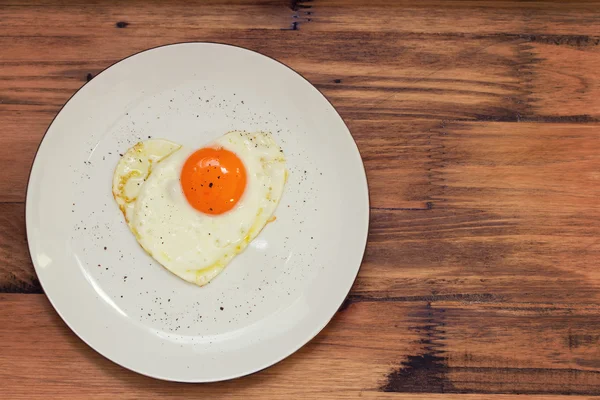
[[26, 43, 369, 382]]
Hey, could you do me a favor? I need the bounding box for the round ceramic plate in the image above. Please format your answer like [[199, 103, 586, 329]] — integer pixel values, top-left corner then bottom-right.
[[26, 43, 369, 382]]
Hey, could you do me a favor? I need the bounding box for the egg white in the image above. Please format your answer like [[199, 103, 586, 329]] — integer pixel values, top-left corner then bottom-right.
[[113, 131, 286, 286]]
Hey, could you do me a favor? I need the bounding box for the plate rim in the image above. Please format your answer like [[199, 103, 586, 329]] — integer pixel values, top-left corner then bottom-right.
[[25, 41, 370, 382]]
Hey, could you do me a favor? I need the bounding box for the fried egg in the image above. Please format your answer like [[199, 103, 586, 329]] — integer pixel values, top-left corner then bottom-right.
[[112, 131, 286, 286]]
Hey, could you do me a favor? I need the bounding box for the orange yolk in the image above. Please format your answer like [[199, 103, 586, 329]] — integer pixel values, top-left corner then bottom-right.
[[181, 147, 247, 215]]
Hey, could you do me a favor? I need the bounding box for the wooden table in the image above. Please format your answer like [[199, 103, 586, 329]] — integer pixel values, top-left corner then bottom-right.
[[2, 1, 600, 398]]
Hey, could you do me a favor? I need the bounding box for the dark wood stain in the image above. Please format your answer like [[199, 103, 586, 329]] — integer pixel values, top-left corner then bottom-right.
[[282, 21, 299, 31], [290, 0, 313, 11], [337, 296, 352, 312], [517, 33, 600, 47], [568, 332, 600, 350], [382, 303, 455, 393], [0, 274, 41, 293], [468, 114, 600, 123], [372, 201, 433, 211], [0, 204, 41, 293], [347, 293, 499, 305], [287, 0, 312, 30]]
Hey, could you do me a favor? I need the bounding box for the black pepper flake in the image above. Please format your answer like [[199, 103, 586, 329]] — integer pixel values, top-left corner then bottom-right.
[[104, 246, 107, 250], [220, 307, 224, 311], [209, 182, 213, 188]]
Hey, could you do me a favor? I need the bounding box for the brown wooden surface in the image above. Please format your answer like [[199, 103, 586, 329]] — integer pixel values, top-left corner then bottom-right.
[[2, 0, 600, 398]]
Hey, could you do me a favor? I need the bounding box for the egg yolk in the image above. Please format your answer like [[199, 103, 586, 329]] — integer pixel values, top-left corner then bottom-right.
[[181, 147, 247, 215]]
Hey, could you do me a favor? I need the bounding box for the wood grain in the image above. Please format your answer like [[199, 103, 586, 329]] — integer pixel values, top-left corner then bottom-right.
[[2, 0, 600, 397]]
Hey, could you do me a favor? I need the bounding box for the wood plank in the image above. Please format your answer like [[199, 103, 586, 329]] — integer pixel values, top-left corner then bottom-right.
[[356, 121, 600, 303], [1, 32, 522, 113], [0, 0, 291, 35], [298, 0, 600, 36], [2, 294, 600, 397], [6, 0, 600, 37]]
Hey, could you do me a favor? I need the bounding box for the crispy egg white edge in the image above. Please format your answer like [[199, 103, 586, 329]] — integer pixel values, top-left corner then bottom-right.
[[112, 139, 182, 227]]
